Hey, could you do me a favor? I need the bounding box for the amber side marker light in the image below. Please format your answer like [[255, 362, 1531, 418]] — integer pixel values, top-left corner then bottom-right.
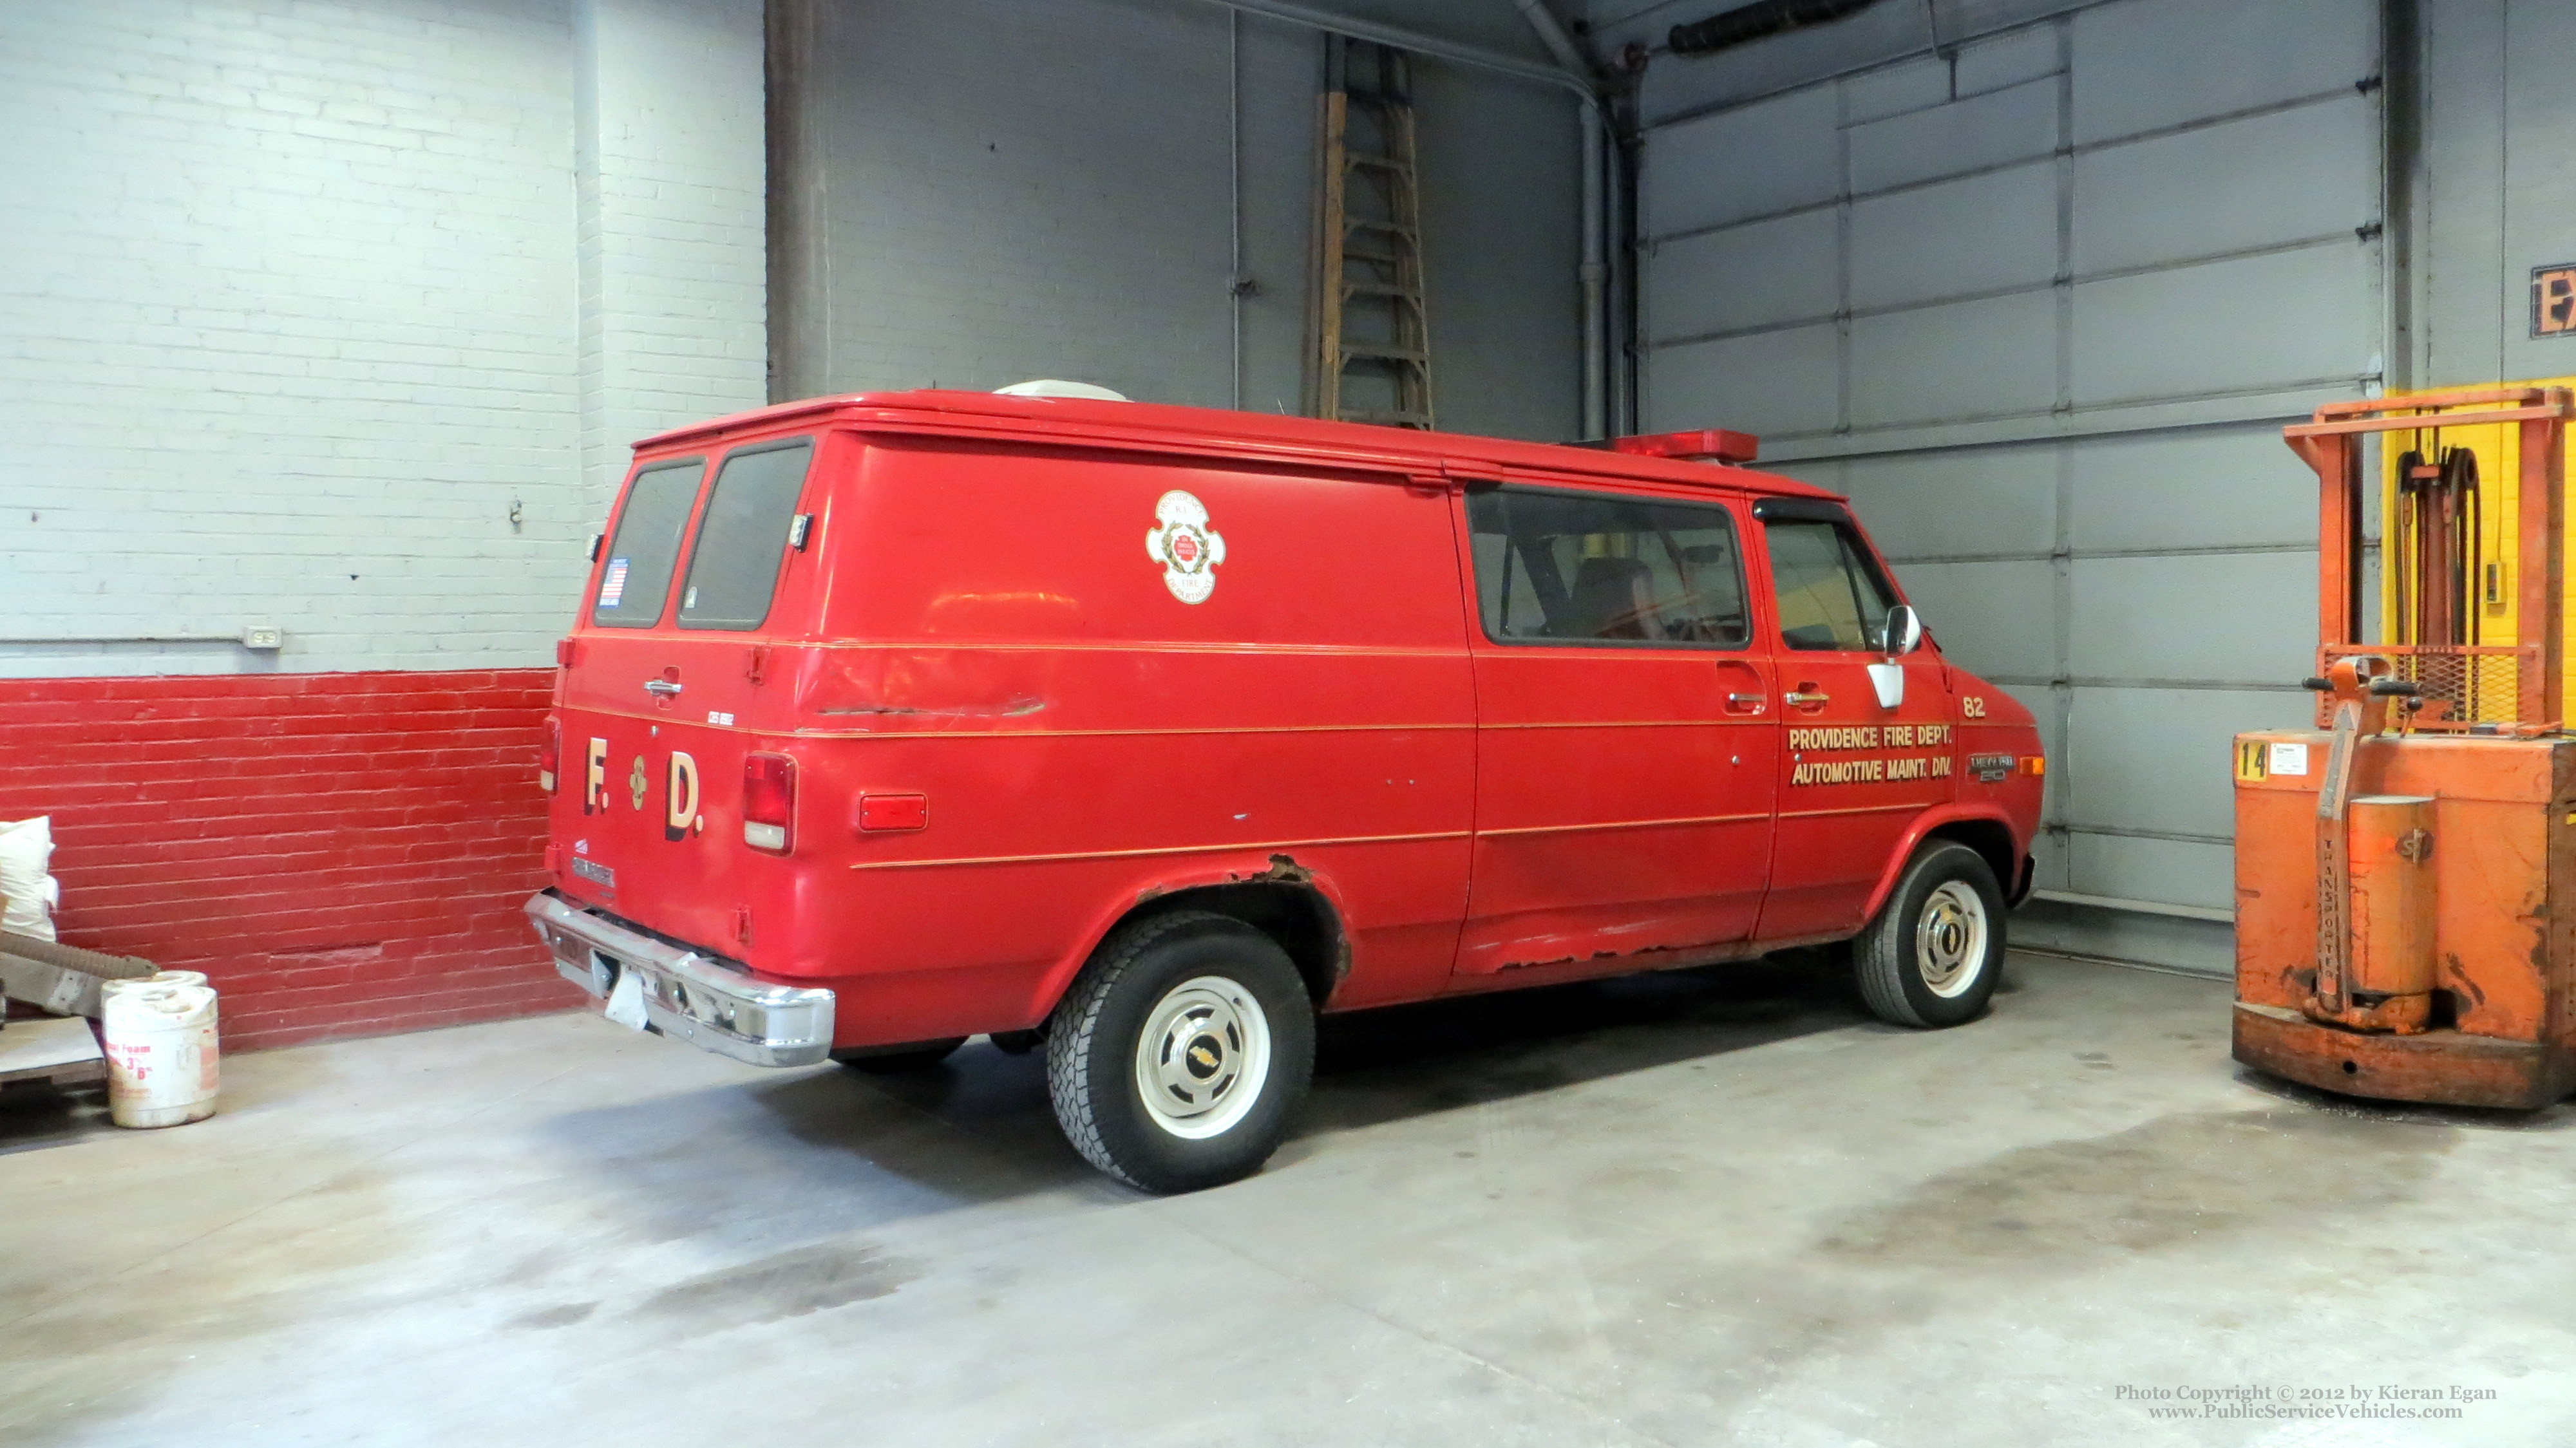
[[744, 753, 797, 853], [2022, 756, 2047, 777]]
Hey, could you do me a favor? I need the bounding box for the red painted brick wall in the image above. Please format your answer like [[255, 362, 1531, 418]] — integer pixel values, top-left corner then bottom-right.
[[0, 669, 580, 1048]]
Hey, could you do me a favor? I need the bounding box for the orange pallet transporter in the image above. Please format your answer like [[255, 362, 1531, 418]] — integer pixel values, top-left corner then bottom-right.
[[2234, 386, 2576, 1108]]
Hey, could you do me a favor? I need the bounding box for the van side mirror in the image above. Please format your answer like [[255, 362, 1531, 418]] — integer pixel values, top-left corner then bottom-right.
[[1883, 604, 1922, 658]]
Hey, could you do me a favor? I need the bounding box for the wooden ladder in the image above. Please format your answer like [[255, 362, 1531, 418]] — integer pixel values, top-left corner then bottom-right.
[[1312, 39, 1433, 429]]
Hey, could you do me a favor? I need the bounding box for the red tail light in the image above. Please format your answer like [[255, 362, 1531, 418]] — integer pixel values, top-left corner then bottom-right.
[[743, 752, 797, 853], [538, 716, 561, 793]]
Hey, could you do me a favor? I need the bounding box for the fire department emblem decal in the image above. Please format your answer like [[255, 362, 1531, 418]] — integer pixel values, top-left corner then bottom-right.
[[1146, 491, 1227, 605]]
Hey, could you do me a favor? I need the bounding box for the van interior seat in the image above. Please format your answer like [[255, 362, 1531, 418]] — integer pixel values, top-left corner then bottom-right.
[[1569, 555, 1658, 639]]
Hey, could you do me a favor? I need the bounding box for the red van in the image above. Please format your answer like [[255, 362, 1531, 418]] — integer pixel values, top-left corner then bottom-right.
[[526, 388, 2045, 1192]]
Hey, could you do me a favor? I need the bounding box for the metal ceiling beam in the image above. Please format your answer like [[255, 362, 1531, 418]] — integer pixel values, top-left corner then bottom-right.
[[1510, 0, 1595, 79], [1191, 0, 1593, 97]]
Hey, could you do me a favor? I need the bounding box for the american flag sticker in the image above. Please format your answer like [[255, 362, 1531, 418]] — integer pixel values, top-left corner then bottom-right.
[[598, 558, 631, 607]]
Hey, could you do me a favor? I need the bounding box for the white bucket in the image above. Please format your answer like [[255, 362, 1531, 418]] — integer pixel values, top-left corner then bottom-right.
[[101, 979, 220, 1129], [148, 970, 209, 989]]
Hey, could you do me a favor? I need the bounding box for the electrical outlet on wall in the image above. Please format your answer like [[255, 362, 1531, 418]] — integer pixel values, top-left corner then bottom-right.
[[241, 626, 284, 651]]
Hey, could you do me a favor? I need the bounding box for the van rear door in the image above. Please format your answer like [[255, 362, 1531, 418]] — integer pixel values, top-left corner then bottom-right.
[[554, 435, 825, 956], [1753, 497, 1956, 937]]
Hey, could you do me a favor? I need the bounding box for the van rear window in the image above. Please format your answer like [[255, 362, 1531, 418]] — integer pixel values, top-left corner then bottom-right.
[[590, 458, 703, 628], [679, 439, 815, 631]]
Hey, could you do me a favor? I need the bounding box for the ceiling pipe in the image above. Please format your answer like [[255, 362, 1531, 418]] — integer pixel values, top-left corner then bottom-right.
[[1504, 1, 1607, 441], [1669, 0, 1883, 56], [1504, 0, 1607, 440], [1196, 0, 1582, 94], [1511, 0, 1594, 78], [1196, 0, 1613, 440], [1574, 93, 1606, 442]]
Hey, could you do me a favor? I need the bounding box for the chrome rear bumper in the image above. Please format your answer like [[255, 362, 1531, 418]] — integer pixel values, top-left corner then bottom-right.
[[525, 892, 835, 1068]]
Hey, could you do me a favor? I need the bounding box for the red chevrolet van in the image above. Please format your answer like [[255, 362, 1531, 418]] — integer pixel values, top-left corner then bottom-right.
[[526, 388, 2045, 1192]]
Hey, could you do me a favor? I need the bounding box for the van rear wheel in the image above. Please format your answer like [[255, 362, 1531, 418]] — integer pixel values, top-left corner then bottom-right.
[[1045, 911, 1315, 1194], [1854, 840, 2004, 1029]]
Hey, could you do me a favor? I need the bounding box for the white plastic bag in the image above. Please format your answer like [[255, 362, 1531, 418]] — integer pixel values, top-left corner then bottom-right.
[[0, 816, 60, 941]]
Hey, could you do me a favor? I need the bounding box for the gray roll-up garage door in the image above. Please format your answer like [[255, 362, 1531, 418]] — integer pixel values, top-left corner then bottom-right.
[[1631, 0, 2386, 972]]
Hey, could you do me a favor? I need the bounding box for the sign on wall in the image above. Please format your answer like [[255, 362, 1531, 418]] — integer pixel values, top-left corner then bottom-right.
[[2533, 264, 2576, 338]]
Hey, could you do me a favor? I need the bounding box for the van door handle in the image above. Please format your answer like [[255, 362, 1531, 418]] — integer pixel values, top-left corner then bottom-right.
[[1725, 692, 1767, 714], [1785, 690, 1830, 709], [643, 679, 683, 698]]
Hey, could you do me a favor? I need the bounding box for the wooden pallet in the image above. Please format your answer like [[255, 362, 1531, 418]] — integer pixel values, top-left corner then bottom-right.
[[0, 1016, 107, 1087]]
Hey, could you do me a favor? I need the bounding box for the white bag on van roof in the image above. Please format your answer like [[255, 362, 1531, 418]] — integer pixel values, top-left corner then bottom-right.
[[1, 816, 60, 941]]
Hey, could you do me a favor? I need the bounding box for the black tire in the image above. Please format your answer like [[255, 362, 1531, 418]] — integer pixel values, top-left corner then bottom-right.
[[1045, 911, 1315, 1194], [1853, 840, 2005, 1029], [833, 1037, 967, 1073]]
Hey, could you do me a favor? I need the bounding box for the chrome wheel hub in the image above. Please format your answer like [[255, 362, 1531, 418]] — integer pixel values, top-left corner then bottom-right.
[[1915, 881, 1989, 999], [1134, 975, 1272, 1140]]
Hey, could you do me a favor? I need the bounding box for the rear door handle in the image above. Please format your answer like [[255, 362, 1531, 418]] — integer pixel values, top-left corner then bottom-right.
[[644, 679, 683, 698], [1725, 692, 1767, 714]]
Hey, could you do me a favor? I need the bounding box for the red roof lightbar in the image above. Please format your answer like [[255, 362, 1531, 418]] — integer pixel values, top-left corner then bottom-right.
[[1609, 429, 1759, 464]]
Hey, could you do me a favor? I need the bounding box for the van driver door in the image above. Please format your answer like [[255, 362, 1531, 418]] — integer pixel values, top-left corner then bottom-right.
[[1452, 481, 1781, 984], [1752, 497, 1957, 939]]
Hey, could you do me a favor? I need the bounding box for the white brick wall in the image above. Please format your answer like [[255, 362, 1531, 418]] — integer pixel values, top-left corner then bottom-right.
[[576, 0, 768, 512], [0, 0, 1578, 683], [0, 0, 764, 679]]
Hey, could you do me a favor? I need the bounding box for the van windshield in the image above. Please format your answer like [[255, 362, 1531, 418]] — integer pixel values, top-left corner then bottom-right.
[[591, 458, 703, 628]]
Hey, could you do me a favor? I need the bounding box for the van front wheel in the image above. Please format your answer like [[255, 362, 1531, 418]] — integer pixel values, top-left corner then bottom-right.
[[1854, 840, 2004, 1028], [1046, 912, 1315, 1194]]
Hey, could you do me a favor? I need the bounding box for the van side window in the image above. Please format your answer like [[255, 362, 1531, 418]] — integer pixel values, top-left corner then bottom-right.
[[1765, 519, 1898, 652], [591, 458, 704, 628], [1466, 486, 1750, 648], [678, 438, 815, 631]]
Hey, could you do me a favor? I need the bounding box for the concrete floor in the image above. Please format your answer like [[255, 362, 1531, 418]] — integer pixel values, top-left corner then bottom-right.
[[2, 953, 2571, 1447]]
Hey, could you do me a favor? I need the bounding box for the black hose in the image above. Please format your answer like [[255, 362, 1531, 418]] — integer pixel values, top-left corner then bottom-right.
[[2396, 448, 2423, 644], [1669, 0, 1881, 55], [2449, 447, 2481, 646]]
